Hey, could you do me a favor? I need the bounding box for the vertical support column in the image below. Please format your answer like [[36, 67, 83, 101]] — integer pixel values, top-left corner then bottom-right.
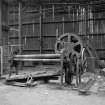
[[56, 27, 59, 40], [52, 5, 55, 21], [76, 61, 79, 86], [68, 6, 71, 18], [86, 6, 88, 38], [77, 8, 79, 34], [76, 58, 79, 86], [81, 8, 83, 35], [79, 6, 81, 35], [39, 6, 43, 54], [76, 58, 82, 86], [83, 7, 85, 35], [0, 0, 2, 77], [33, 23, 34, 36], [18, 0, 22, 72], [0, 46, 3, 76], [43, 8, 45, 19], [61, 53, 64, 85], [62, 17, 64, 34], [78, 59, 81, 84], [18, 0, 22, 54], [88, 7, 94, 39], [90, 8, 94, 35], [0, 0, 2, 47], [87, 6, 90, 38], [73, 8, 75, 33]]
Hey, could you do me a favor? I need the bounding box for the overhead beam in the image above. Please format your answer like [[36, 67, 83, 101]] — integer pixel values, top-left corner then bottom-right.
[[47, 2, 105, 6]]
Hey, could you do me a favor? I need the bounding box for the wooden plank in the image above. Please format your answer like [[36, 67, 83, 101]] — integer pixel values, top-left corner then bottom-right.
[[6, 81, 38, 87], [6, 71, 60, 82], [0, 1, 2, 77], [78, 79, 95, 94]]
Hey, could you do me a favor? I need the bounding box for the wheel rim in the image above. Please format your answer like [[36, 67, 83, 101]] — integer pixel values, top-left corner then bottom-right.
[[55, 33, 83, 58]]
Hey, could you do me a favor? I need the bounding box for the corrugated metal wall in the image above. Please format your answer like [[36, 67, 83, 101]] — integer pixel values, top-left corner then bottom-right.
[[9, 5, 105, 60]]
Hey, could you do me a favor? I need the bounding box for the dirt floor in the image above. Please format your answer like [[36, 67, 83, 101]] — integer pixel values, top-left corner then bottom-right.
[[1, 66, 105, 105], [0, 81, 104, 105], [0, 78, 105, 105]]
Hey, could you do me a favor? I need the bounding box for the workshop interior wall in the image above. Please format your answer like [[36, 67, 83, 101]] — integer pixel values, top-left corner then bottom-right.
[[8, 6, 105, 60]]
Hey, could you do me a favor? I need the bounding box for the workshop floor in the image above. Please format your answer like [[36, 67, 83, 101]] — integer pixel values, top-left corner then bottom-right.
[[0, 79, 105, 105], [1, 66, 105, 105]]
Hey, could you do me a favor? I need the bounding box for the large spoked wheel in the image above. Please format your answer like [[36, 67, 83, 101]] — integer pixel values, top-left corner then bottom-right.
[[55, 33, 83, 75], [55, 33, 83, 57]]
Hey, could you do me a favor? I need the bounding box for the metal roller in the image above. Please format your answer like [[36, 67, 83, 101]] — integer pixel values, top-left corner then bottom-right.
[[15, 54, 61, 59], [14, 58, 61, 62]]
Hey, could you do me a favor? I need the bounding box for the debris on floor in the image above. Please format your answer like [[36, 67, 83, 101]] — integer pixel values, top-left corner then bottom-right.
[[90, 74, 105, 95], [78, 72, 95, 94], [100, 68, 105, 77], [78, 72, 105, 95], [5, 67, 60, 87]]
